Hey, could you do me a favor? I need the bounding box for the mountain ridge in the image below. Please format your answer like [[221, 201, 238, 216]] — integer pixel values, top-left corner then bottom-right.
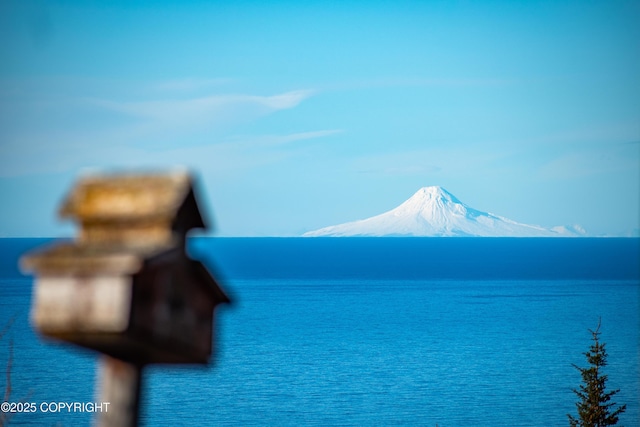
[[303, 186, 586, 237]]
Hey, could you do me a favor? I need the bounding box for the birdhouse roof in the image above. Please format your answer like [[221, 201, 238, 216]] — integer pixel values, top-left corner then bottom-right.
[[21, 240, 173, 276], [59, 171, 206, 230]]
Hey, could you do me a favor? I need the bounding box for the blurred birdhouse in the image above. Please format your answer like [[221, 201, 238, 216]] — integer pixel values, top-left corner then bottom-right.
[[21, 171, 229, 364]]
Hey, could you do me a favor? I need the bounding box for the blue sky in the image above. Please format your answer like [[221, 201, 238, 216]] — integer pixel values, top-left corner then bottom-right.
[[1, 0, 638, 237]]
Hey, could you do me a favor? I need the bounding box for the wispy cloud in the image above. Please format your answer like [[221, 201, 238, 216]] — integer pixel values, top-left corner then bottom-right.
[[0, 127, 340, 178], [0, 79, 320, 177], [131, 128, 342, 175], [226, 129, 343, 148], [86, 89, 314, 127]]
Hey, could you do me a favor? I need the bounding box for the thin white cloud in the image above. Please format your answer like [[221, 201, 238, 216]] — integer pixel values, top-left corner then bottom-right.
[[257, 90, 315, 109], [0, 84, 319, 177], [227, 129, 343, 147], [0, 127, 340, 178], [143, 128, 342, 171], [87, 89, 314, 123], [275, 129, 342, 144]]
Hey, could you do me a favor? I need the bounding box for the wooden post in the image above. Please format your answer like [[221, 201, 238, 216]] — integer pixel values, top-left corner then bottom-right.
[[21, 171, 229, 426], [95, 356, 143, 427]]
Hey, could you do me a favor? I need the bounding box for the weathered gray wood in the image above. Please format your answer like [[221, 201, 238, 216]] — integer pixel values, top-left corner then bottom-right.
[[95, 356, 142, 427], [32, 276, 131, 332]]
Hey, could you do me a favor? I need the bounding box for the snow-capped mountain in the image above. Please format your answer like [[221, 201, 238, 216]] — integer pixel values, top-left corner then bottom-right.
[[303, 186, 586, 237]]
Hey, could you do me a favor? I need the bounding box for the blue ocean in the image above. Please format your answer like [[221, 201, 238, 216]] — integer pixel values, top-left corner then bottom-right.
[[1, 238, 638, 426]]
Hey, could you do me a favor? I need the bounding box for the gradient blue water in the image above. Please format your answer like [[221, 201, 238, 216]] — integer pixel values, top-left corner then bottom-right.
[[1, 238, 638, 426]]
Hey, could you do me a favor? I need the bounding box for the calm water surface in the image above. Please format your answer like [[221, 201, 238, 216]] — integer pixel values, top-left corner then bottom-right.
[[0, 238, 638, 426]]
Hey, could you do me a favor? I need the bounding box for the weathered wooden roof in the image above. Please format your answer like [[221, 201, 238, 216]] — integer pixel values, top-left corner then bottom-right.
[[21, 240, 174, 276], [59, 171, 206, 231], [21, 240, 230, 305]]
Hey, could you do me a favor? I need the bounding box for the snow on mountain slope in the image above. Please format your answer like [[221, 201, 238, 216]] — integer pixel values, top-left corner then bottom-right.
[[303, 186, 586, 237]]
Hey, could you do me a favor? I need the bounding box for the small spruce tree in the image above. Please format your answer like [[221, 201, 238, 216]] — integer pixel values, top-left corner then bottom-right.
[[568, 320, 626, 427]]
